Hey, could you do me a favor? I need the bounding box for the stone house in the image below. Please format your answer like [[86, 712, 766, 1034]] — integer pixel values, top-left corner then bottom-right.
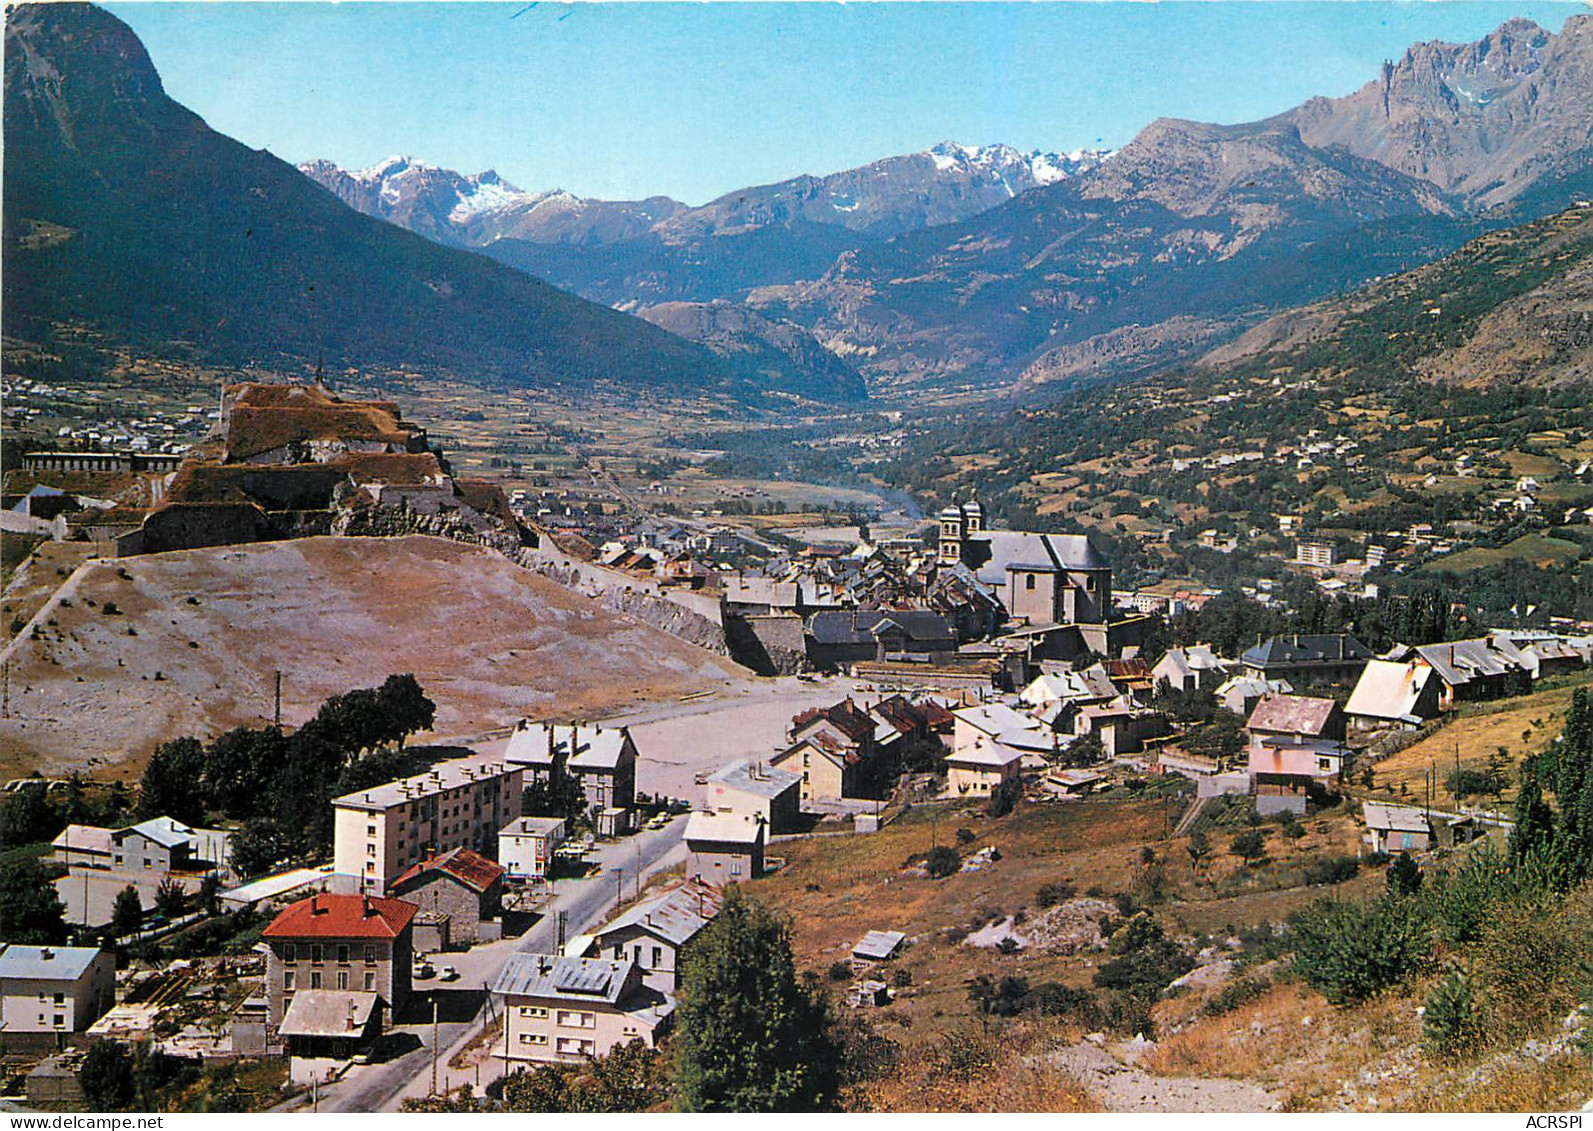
[[389, 847, 505, 947]]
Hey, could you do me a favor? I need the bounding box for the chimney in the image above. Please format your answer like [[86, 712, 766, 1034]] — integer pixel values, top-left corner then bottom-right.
[[310, 894, 320, 914], [363, 894, 373, 916]]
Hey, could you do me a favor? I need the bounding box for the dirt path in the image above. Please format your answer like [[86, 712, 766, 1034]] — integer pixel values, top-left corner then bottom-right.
[[1048, 1038, 1280, 1113]]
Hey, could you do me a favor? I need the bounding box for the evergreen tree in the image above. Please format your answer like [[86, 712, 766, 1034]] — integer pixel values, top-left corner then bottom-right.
[[79, 1041, 136, 1110], [674, 890, 840, 1112], [1509, 757, 1555, 864], [0, 856, 68, 944], [137, 738, 206, 824], [155, 877, 187, 919], [111, 885, 144, 938], [1386, 852, 1423, 897]]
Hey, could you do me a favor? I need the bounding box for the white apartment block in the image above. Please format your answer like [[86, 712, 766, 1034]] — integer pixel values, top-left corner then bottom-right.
[[1296, 541, 1339, 568], [332, 753, 523, 894]]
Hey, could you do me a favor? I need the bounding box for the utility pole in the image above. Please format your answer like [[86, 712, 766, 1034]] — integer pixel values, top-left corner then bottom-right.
[[430, 997, 439, 1097], [2, 660, 9, 718], [274, 670, 282, 728]]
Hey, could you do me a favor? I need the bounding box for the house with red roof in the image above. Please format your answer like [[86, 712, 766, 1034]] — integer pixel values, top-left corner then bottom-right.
[[389, 847, 505, 948], [262, 893, 418, 1032], [771, 698, 894, 805]]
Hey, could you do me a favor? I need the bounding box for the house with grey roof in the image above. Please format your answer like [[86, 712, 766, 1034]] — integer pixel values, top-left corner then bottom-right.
[[934, 498, 1112, 644], [505, 722, 637, 816], [587, 879, 724, 992], [491, 954, 673, 1063], [684, 812, 766, 886], [804, 609, 957, 670], [1346, 660, 1441, 729], [1388, 636, 1533, 709], [0, 946, 115, 1038], [704, 759, 802, 832], [1241, 634, 1372, 686]]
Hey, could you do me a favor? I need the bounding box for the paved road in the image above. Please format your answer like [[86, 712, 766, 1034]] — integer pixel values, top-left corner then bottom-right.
[[314, 819, 686, 1113]]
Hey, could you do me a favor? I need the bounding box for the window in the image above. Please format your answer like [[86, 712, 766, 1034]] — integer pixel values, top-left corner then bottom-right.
[[612, 944, 623, 959], [732, 861, 743, 876], [283, 944, 297, 963], [337, 945, 350, 964], [311, 945, 324, 964], [651, 946, 663, 968], [364, 972, 376, 992], [53, 992, 64, 1005], [1025, 574, 1036, 591], [555, 1010, 595, 1029], [367, 844, 376, 857], [519, 1033, 548, 1046], [518, 1006, 549, 1019], [364, 945, 377, 963], [54, 1015, 65, 1027], [284, 971, 296, 991], [310, 971, 323, 990], [367, 824, 377, 837], [632, 944, 643, 964], [337, 971, 349, 990]]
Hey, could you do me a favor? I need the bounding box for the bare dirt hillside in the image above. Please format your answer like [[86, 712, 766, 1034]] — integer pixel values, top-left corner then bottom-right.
[[0, 535, 746, 778]]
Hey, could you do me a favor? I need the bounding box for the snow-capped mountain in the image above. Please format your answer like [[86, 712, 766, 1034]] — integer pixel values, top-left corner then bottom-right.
[[298, 156, 685, 248], [300, 139, 1112, 254]]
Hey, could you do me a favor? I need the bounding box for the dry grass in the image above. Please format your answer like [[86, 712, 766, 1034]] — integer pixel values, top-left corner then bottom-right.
[[859, 1023, 1102, 1112], [1362, 671, 1593, 801]]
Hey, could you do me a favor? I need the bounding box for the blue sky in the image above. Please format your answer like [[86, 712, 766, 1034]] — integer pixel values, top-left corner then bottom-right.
[[109, 1, 1585, 205]]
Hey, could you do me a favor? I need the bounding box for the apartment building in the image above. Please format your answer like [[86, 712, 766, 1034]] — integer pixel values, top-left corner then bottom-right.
[[261, 893, 417, 1030], [332, 752, 523, 893], [0, 946, 115, 1037]]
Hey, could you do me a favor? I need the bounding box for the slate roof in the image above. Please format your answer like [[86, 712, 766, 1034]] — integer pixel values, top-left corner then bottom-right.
[[505, 723, 633, 771], [1246, 694, 1341, 737], [707, 759, 802, 799], [805, 609, 955, 647], [964, 531, 1108, 587], [492, 954, 632, 1004], [499, 816, 566, 839], [391, 847, 505, 895], [262, 894, 419, 940], [115, 816, 195, 849], [0, 945, 104, 982], [1408, 636, 1530, 688], [278, 990, 379, 1039], [1242, 634, 1373, 668], [595, 880, 723, 948]]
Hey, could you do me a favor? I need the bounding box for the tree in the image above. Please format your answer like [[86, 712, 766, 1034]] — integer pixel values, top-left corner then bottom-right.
[[1230, 829, 1268, 864], [1289, 896, 1427, 1006], [985, 778, 1020, 818], [1386, 851, 1423, 897], [1509, 757, 1555, 864], [155, 877, 187, 919], [0, 782, 62, 845], [1422, 968, 1479, 1058], [523, 771, 590, 826], [138, 737, 206, 824], [111, 885, 144, 938], [377, 674, 437, 748], [79, 1041, 135, 1110], [203, 726, 286, 819], [199, 874, 223, 917], [0, 856, 68, 944], [230, 817, 296, 878], [674, 890, 840, 1111]]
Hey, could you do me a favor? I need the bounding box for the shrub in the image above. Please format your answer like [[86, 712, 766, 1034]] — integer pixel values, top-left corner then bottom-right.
[[829, 960, 854, 982], [1422, 968, 1479, 1058], [925, 846, 960, 879], [955, 827, 976, 846], [985, 779, 1020, 818], [101, 601, 120, 616], [1289, 896, 1428, 1005], [1035, 881, 1074, 909], [892, 968, 913, 988], [1204, 974, 1272, 1016], [996, 938, 1019, 955], [1302, 854, 1361, 886]]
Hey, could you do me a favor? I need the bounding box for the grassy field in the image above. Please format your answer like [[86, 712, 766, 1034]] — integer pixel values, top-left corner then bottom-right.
[[1425, 533, 1583, 573]]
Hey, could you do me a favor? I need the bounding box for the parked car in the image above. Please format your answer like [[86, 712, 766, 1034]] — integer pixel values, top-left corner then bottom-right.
[[413, 961, 436, 980], [438, 966, 459, 982]]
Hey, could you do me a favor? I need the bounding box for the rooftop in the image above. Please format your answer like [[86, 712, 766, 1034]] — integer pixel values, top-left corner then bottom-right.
[[278, 990, 379, 1039], [504, 722, 633, 770], [684, 811, 766, 845], [964, 531, 1108, 587], [492, 953, 632, 1004], [1242, 633, 1373, 668], [596, 879, 723, 948], [0, 945, 105, 982], [262, 893, 419, 940], [707, 758, 802, 799], [331, 751, 518, 812], [1246, 694, 1341, 737], [1346, 660, 1435, 723], [391, 847, 506, 895]]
